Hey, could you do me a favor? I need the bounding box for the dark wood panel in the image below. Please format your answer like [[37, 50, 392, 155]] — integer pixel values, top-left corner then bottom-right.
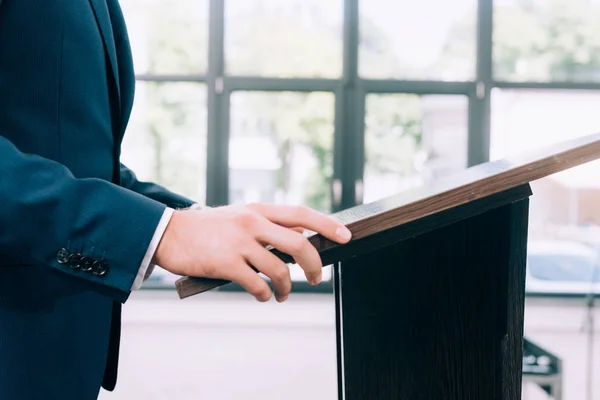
[[176, 132, 600, 298], [500, 201, 529, 399], [336, 199, 529, 400]]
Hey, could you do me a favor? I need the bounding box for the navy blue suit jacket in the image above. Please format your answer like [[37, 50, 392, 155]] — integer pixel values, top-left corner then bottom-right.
[[0, 1, 195, 398]]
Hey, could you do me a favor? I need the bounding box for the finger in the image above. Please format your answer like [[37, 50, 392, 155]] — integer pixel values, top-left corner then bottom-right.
[[244, 243, 292, 302], [247, 204, 351, 244], [231, 262, 272, 302], [253, 218, 323, 285], [258, 227, 304, 247]]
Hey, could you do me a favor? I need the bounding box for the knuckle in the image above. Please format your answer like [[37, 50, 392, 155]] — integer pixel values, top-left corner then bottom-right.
[[272, 266, 289, 283], [292, 205, 309, 220], [245, 202, 261, 211], [289, 236, 309, 254], [233, 209, 257, 229], [252, 285, 271, 302]]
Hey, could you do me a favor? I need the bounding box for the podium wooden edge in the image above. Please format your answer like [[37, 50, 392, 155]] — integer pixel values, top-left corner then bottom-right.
[[175, 184, 533, 299], [175, 277, 231, 299]]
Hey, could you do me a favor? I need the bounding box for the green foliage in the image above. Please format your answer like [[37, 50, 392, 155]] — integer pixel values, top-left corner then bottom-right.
[[146, 0, 208, 74], [358, 17, 403, 78], [365, 95, 423, 176], [493, 0, 600, 81], [139, 82, 207, 202], [133, 0, 600, 210], [226, 12, 342, 78], [230, 92, 334, 211]]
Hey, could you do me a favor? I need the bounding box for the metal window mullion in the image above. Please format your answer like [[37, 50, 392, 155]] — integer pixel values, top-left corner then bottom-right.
[[223, 77, 340, 92], [494, 81, 600, 91], [134, 74, 207, 82], [468, 0, 493, 167], [361, 79, 474, 95], [206, 0, 227, 206], [333, 0, 361, 212]]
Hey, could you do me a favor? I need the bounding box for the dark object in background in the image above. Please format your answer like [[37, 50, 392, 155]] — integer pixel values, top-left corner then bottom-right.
[[522, 337, 563, 399]]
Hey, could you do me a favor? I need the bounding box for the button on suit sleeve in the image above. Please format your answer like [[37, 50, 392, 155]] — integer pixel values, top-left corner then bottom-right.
[[0, 134, 166, 303]]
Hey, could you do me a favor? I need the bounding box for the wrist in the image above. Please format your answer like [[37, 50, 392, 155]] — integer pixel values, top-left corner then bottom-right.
[[152, 209, 182, 268], [152, 205, 207, 273]]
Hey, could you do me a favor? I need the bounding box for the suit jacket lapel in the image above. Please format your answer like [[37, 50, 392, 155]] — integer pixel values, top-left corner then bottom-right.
[[88, 0, 121, 115]]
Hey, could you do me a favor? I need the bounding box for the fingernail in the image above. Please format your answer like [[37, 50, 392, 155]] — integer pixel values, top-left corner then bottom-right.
[[277, 294, 289, 303], [311, 273, 322, 286], [336, 227, 352, 242]]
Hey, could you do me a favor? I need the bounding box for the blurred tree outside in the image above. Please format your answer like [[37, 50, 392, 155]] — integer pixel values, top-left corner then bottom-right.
[[225, 2, 339, 211], [365, 95, 423, 178], [144, 0, 208, 74], [437, 0, 600, 81], [131, 0, 600, 210], [493, 0, 600, 81], [229, 91, 335, 212], [134, 0, 208, 202], [138, 0, 426, 210], [141, 82, 206, 202]]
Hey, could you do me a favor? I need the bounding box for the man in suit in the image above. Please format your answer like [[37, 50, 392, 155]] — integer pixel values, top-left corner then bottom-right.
[[0, 1, 352, 398]]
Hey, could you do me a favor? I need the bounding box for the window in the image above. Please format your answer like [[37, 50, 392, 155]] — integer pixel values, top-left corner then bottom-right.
[[363, 94, 469, 203], [120, 0, 209, 75], [493, 0, 600, 82], [225, 0, 343, 78], [228, 91, 335, 213], [359, 0, 477, 81], [121, 82, 208, 204]]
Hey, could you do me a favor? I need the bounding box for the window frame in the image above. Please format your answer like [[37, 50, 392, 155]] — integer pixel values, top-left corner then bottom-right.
[[134, 0, 600, 292]]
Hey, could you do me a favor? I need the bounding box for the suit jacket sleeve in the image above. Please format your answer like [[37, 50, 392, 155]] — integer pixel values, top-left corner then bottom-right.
[[0, 135, 167, 303], [119, 163, 196, 209]]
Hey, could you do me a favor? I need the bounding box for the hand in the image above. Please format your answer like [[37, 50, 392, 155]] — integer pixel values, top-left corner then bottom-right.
[[153, 203, 352, 302]]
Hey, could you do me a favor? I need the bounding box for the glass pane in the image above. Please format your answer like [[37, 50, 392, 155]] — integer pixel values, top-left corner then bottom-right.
[[229, 91, 334, 212], [363, 94, 469, 203], [120, 0, 209, 75], [359, 0, 476, 81], [491, 89, 600, 294], [225, 0, 343, 78], [490, 89, 600, 159], [122, 81, 207, 203], [229, 91, 335, 283], [494, 0, 600, 82]]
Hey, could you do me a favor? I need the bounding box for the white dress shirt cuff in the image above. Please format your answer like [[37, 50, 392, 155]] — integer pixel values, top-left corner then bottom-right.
[[131, 203, 204, 290]]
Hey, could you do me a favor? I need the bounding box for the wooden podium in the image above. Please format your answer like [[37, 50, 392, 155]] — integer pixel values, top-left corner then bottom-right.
[[175, 133, 600, 399]]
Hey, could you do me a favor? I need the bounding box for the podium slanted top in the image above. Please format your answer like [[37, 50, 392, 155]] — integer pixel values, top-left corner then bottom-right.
[[176, 132, 600, 299]]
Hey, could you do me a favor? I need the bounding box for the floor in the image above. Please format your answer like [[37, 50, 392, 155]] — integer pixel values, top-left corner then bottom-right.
[[98, 291, 600, 400]]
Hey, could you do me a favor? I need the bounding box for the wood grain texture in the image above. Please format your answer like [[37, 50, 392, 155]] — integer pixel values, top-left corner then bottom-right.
[[335, 200, 529, 400], [176, 132, 600, 298], [500, 200, 530, 399]]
